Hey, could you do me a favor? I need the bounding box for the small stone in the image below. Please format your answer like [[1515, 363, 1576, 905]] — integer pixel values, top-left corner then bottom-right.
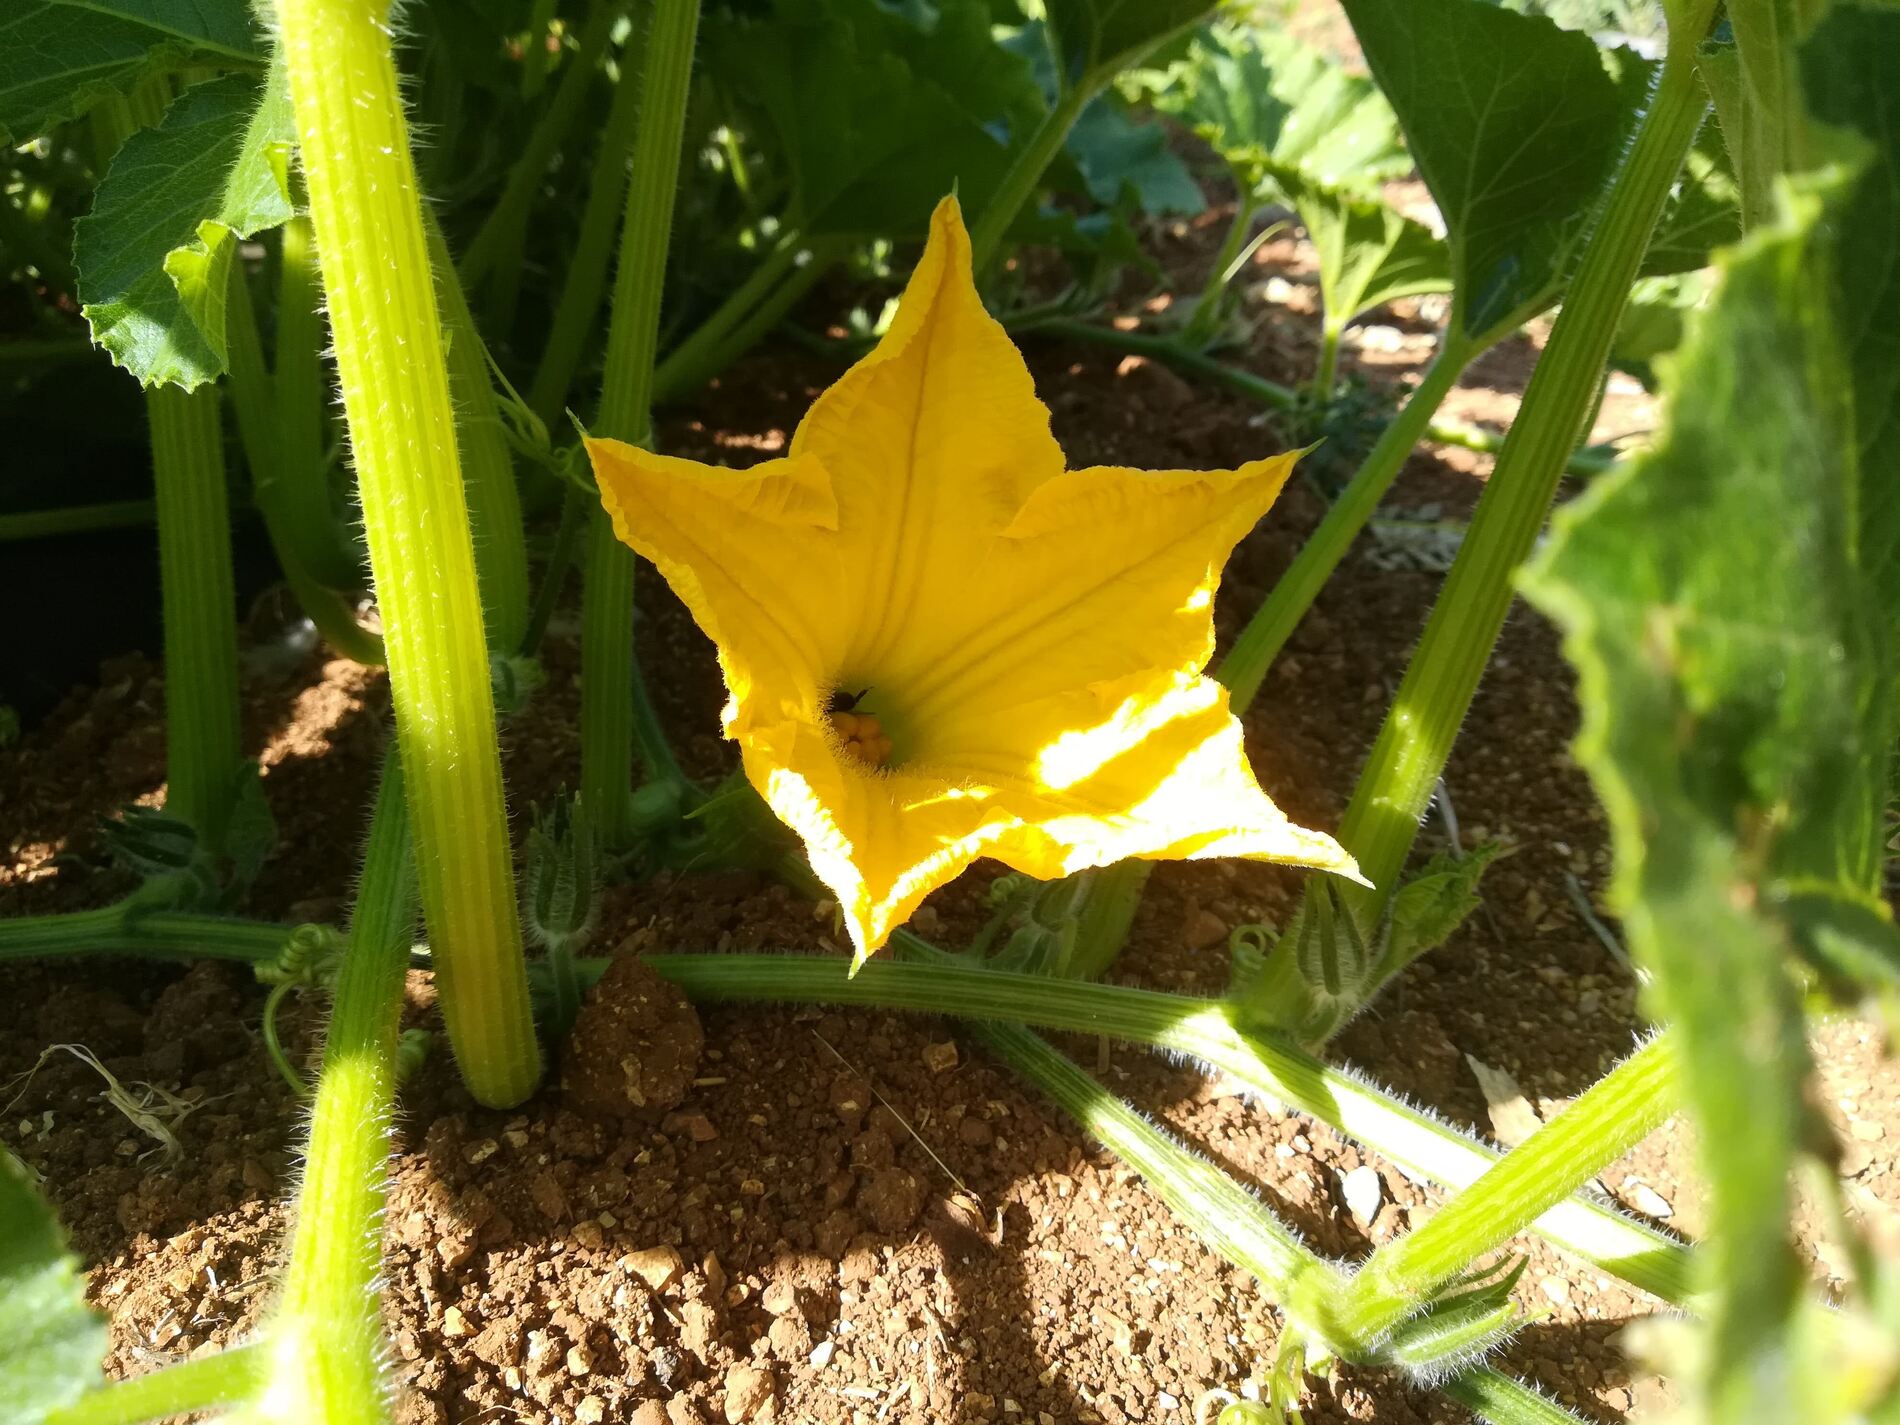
[[809, 1339, 835, 1368], [1850, 1119, 1886, 1143], [1539, 1277, 1571, 1307], [566, 1343, 592, 1377], [1183, 906, 1227, 951], [761, 1278, 798, 1317], [922, 1040, 960, 1074], [464, 1138, 499, 1165], [441, 1305, 470, 1338], [662, 1111, 719, 1142], [576, 1396, 605, 1424], [626, 1246, 685, 1293], [1627, 1181, 1674, 1219], [724, 1363, 776, 1422], [1340, 1165, 1383, 1225]]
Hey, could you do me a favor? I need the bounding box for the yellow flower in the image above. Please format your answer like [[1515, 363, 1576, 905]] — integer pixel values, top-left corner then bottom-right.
[[588, 196, 1360, 961]]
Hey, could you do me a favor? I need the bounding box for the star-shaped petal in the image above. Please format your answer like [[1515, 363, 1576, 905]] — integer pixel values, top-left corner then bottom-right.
[[588, 196, 1360, 960]]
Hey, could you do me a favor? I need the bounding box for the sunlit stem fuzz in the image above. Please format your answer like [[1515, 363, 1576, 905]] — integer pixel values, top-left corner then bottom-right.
[[45, 1342, 268, 1425], [1325, 27, 1714, 935], [251, 758, 415, 1424], [1321, 1035, 1678, 1355], [582, 0, 702, 847], [969, 84, 1091, 277], [223, 254, 384, 665], [148, 383, 244, 853], [644, 953, 1693, 1305], [276, 0, 541, 1106], [426, 214, 530, 650], [968, 1019, 1590, 1423], [1218, 333, 1481, 715]]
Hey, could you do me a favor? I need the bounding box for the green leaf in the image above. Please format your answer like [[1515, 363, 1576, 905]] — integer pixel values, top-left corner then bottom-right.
[[1520, 12, 1900, 1407], [0, 0, 260, 144], [0, 1150, 106, 1421], [74, 67, 295, 390], [1339, 0, 1646, 340], [1264, 159, 1452, 334], [1380, 842, 1502, 979], [1150, 24, 1410, 198], [1042, 0, 1216, 91], [704, 0, 1042, 239], [1641, 116, 1744, 278], [1063, 96, 1204, 215]]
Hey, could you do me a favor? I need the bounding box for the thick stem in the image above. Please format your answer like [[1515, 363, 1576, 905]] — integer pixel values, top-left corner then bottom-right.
[[583, 0, 702, 848], [968, 84, 1093, 276], [251, 758, 414, 1424], [643, 954, 1693, 1304], [426, 215, 530, 651], [1325, 1035, 1678, 1353], [1218, 336, 1480, 714], [45, 1343, 267, 1425], [272, 216, 364, 590], [1311, 318, 1344, 399], [1328, 47, 1711, 931], [278, 0, 541, 1107], [224, 255, 385, 665], [546, 940, 582, 1042], [147, 383, 244, 854]]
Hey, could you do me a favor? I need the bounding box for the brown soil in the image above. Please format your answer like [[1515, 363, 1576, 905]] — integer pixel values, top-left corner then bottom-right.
[[4, 194, 1895, 1425]]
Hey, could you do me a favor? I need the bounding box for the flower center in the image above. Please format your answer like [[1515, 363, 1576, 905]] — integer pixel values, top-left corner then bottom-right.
[[828, 688, 894, 768]]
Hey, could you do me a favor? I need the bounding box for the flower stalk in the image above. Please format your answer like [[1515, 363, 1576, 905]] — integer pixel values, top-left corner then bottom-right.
[[276, 0, 541, 1107], [0, 906, 296, 964], [147, 382, 245, 854], [581, 0, 702, 848]]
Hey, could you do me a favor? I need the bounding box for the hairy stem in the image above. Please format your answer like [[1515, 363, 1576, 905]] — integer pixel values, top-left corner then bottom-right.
[[278, 0, 540, 1107], [582, 0, 702, 848], [250, 758, 414, 1424], [45, 1343, 267, 1425], [1218, 335, 1480, 714], [1325, 42, 1711, 933], [147, 383, 244, 853]]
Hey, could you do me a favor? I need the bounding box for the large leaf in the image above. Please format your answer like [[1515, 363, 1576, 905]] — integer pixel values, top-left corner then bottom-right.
[[1340, 0, 1645, 341], [0, 0, 260, 145], [704, 0, 1042, 239], [1151, 24, 1410, 198], [73, 68, 295, 390], [0, 1151, 106, 1421], [1264, 158, 1452, 333], [1061, 96, 1204, 216], [1520, 11, 1900, 1415], [1042, 0, 1216, 91]]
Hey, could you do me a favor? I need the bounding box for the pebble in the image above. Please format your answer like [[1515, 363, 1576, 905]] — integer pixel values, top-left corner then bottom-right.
[[922, 1040, 960, 1074], [1340, 1165, 1384, 1225], [1627, 1181, 1674, 1219], [575, 1397, 605, 1424], [1850, 1119, 1886, 1143], [724, 1362, 777, 1422], [809, 1339, 835, 1368], [625, 1246, 685, 1293], [1539, 1277, 1571, 1307], [440, 1305, 469, 1338]]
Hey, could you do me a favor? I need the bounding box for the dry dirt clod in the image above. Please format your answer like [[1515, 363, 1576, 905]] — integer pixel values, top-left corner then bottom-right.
[[724, 1362, 777, 1422], [562, 953, 704, 1121], [625, 1245, 684, 1293]]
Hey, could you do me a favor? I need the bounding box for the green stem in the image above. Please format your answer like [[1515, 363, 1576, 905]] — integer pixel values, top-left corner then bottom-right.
[[1328, 44, 1711, 932], [966, 1018, 1588, 1420], [279, 0, 541, 1107], [546, 940, 582, 1042], [519, 0, 561, 97], [1439, 1370, 1600, 1425], [147, 383, 243, 854], [1183, 198, 1258, 348], [650, 242, 843, 407], [582, 0, 703, 849], [1063, 862, 1151, 981], [1323, 1035, 1678, 1353], [272, 216, 365, 590], [644, 953, 1693, 1304], [252, 757, 414, 1424], [0, 499, 157, 541], [1024, 319, 1617, 476], [224, 254, 385, 666], [0, 906, 293, 964], [526, 47, 648, 432], [459, 0, 623, 292], [969, 85, 1092, 276], [521, 482, 590, 656], [427, 215, 531, 651], [45, 1343, 267, 1425], [1217, 335, 1481, 714], [1312, 318, 1344, 399]]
